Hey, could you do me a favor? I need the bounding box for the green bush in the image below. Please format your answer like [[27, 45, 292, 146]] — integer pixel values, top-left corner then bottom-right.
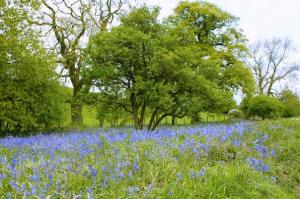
[[228, 109, 243, 118], [246, 95, 285, 119], [279, 90, 300, 118], [0, 6, 67, 135]]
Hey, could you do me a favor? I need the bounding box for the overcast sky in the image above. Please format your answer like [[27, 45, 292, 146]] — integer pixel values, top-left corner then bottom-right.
[[145, 0, 300, 95]]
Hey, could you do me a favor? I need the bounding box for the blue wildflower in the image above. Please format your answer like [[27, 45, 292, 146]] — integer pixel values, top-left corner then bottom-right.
[[246, 157, 270, 173], [231, 139, 242, 147], [127, 186, 140, 194], [133, 162, 140, 172], [89, 165, 97, 177]]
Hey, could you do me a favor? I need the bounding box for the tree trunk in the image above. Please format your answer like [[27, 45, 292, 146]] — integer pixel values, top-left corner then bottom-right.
[[99, 117, 105, 127], [258, 80, 264, 95], [148, 108, 159, 131], [70, 73, 84, 127], [71, 102, 83, 127], [172, 115, 176, 126], [149, 113, 169, 131], [130, 94, 145, 130], [132, 111, 143, 130], [267, 81, 274, 96]]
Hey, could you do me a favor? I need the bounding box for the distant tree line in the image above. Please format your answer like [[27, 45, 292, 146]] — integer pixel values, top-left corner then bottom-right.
[[0, 0, 299, 135]]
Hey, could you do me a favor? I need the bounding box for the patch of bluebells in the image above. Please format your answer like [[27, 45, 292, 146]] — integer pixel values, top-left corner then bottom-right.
[[246, 157, 270, 173], [0, 122, 277, 197], [190, 168, 205, 178]]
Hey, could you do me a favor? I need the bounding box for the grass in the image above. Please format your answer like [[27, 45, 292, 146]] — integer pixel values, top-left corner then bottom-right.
[[1, 119, 299, 198]]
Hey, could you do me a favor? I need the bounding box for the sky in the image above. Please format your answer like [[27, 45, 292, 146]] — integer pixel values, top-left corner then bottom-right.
[[145, 0, 300, 95]]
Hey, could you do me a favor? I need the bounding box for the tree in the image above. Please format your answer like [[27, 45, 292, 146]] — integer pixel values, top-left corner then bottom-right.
[[279, 89, 300, 117], [88, 6, 161, 130], [88, 3, 254, 131], [246, 95, 285, 120], [250, 38, 299, 96], [168, 1, 254, 122], [0, 1, 67, 135], [28, 0, 127, 126]]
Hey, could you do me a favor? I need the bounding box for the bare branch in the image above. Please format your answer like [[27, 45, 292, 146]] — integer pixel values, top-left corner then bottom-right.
[[250, 38, 299, 96]]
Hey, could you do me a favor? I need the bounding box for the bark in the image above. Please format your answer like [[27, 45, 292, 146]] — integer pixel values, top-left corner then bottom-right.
[[99, 117, 105, 127], [148, 108, 159, 131], [131, 101, 142, 130], [171, 115, 176, 126], [71, 102, 83, 127], [150, 113, 169, 131]]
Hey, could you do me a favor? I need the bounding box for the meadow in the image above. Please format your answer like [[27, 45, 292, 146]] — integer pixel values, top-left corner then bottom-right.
[[0, 119, 299, 198]]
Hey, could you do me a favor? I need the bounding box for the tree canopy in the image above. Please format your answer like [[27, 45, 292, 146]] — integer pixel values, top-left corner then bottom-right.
[[87, 2, 254, 130]]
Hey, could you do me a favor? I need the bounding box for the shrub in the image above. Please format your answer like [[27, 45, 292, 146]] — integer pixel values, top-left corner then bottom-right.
[[279, 90, 300, 118], [228, 109, 243, 118], [246, 95, 285, 119]]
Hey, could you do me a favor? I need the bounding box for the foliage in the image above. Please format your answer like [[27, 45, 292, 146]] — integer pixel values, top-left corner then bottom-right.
[[228, 109, 243, 118], [96, 102, 131, 127], [245, 95, 285, 119], [279, 90, 300, 118], [87, 2, 254, 130], [0, 121, 299, 198], [0, 2, 67, 134]]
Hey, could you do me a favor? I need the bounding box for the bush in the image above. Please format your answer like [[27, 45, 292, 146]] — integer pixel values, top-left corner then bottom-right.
[[279, 90, 300, 118], [0, 8, 67, 135], [228, 109, 243, 118], [246, 95, 285, 120]]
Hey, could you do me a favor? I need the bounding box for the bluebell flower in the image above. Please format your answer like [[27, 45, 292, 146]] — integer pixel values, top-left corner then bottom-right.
[[87, 188, 94, 199], [127, 170, 133, 178], [102, 166, 109, 173], [0, 174, 6, 180], [133, 162, 140, 172], [89, 165, 97, 177], [270, 149, 276, 158], [7, 192, 11, 199], [190, 171, 195, 178], [101, 178, 108, 189], [255, 144, 269, 158], [10, 181, 19, 192], [231, 139, 242, 147], [127, 186, 140, 194], [145, 183, 154, 195], [31, 184, 36, 195], [119, 172, 124, 179], [199, 168, 205, 177], [176, 172, 183, 180], [246, 157, 270, 173]]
